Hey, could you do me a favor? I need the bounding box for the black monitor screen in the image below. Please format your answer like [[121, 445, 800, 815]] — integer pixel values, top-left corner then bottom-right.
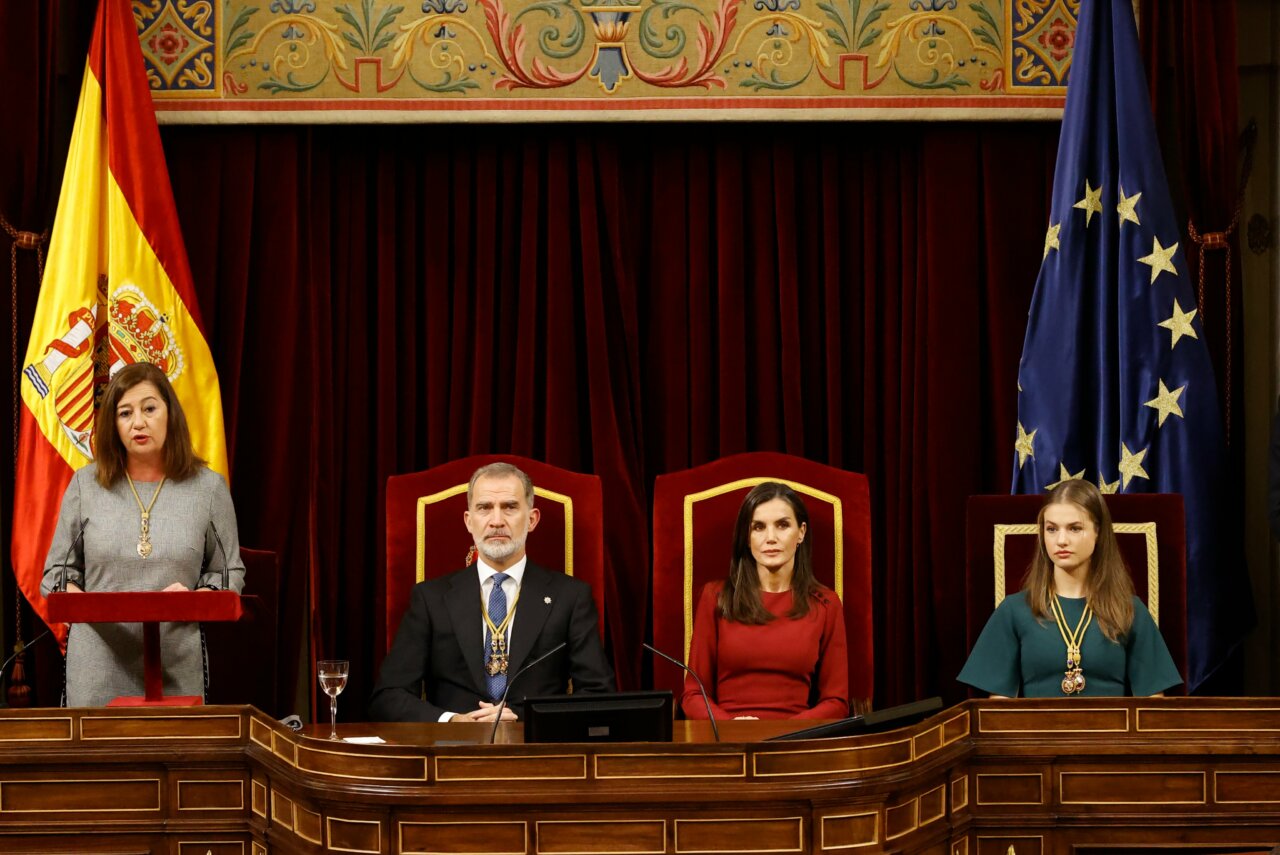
[[765, 697, 944, 741], [523, 690, 674, 744]]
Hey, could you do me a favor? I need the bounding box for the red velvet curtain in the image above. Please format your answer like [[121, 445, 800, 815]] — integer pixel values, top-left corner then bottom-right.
[[156, 122, 1057, 710], [1141, 0, 1249, 690], [2, 0, 1069, 714], [0, 0, 71, 699]]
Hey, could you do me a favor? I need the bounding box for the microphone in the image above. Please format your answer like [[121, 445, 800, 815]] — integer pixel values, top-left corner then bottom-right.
[[208, 521, 231, 592], [57, 518, 89, 595], [644, 642, 719, 742], [488, 641, 567, 744]]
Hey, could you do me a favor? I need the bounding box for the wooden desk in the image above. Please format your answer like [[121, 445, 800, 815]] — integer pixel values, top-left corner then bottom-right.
[[2, 699, 1280, 854]]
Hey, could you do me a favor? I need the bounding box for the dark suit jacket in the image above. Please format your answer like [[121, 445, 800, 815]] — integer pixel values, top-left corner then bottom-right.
[[369, 562, 615, 722]]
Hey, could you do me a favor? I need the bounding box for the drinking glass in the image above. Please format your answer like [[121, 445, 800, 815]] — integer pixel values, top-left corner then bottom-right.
[[317, 659, 349, 740]]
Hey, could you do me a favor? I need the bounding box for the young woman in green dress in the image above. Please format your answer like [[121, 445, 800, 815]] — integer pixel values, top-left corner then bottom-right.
[[958, 479, 1181, 698]]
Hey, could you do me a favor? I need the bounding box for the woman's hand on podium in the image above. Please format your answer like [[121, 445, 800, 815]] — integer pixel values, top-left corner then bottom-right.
[[162, 582, 191, 592]]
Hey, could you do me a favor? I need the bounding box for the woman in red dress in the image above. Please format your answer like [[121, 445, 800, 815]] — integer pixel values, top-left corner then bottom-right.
[[682, 482, 849, 720]]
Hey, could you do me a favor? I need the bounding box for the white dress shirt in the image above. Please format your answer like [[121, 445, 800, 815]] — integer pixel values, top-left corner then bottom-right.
[[439, 556, 527, 721]]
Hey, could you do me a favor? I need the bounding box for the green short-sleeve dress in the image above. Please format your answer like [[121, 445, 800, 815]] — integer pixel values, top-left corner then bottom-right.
[[957, 592, 1181, 698]]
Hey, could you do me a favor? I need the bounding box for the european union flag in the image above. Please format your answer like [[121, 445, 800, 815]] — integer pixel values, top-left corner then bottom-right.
[[1012, 0, 1253, 691]]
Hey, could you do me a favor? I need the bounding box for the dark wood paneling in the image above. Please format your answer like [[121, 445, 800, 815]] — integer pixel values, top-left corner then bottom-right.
[[400, 820, 527, 855], [675, 818, 802, 853], [536, 820, 666, 854]]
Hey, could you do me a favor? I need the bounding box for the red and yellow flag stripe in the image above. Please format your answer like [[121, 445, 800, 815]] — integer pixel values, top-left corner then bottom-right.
[[12, 0, 227, 635]]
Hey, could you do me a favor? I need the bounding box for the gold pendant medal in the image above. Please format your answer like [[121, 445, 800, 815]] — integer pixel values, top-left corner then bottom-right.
[[1050, 596, 1092, 696], [485, 636, 509, 676], [127, 476, 165, 560]]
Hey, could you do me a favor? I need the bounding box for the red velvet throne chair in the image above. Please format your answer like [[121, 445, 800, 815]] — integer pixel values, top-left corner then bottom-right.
[[964, 493, 1188, 693], [383, 455, 607, 662], [652, 453, 874, 714]]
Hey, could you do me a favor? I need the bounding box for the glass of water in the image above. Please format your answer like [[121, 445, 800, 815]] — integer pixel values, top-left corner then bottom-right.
[[317, 659, 349, 740]]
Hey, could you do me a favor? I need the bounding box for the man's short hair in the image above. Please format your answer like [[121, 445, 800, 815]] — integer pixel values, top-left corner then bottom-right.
[[467, 462, 536, 508]]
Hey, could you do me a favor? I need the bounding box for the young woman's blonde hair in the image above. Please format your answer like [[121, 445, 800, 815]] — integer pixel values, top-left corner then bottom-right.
[[1022, 479, 1134, 641]]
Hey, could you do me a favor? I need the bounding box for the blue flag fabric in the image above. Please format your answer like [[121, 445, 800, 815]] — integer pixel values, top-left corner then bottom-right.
[[1012, 0, 1253, 691]]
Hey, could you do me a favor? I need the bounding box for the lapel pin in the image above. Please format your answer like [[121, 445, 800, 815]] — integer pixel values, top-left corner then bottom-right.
[[544, 596, 552, 604]]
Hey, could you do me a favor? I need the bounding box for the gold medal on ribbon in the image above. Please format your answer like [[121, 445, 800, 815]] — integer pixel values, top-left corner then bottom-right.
[[1050, 595, 1092, 696], [126, 474, 166, 560]]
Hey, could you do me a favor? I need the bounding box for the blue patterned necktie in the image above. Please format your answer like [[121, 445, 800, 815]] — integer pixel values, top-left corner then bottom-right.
[[485, 572, 510, 701]]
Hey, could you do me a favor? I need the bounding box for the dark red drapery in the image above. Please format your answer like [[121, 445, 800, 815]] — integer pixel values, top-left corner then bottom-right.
[[28, 0, 1267, 714], [153, 121, 1058, 711]]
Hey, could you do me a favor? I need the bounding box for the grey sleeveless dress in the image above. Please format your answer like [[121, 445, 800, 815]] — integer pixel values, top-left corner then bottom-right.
[[40, 464, 246, 707]]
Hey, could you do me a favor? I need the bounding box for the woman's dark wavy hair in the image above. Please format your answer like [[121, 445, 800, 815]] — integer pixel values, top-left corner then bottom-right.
[[93, 363, 204, 488], [718, 481, 824, 624]]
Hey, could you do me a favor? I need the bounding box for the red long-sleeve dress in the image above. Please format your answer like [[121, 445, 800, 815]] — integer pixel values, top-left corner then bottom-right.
[[681, 581, 849, 720]]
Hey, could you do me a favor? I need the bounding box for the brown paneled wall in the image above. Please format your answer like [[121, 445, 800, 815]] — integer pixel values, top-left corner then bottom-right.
[[3, 700, 1280, 854]]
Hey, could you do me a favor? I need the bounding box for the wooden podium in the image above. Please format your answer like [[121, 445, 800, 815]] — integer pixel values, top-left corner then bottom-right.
[[2, 699, 1280, 853], [46, 590, 244, 706]]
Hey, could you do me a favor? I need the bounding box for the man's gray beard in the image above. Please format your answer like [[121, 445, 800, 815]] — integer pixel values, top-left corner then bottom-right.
[[478, 532, 527, 563]]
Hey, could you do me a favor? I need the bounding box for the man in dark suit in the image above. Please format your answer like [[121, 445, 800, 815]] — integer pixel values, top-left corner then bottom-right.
[[370, 462, 615, 722]]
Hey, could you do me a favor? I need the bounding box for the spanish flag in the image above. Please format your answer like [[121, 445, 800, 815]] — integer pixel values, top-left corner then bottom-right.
[[11, 0, 227, 637]]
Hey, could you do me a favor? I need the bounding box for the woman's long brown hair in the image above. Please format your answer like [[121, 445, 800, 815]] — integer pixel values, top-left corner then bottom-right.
[[1022, 479, 1134, 641], [718, 481, 824, 624], [93, 363, 204, 488]]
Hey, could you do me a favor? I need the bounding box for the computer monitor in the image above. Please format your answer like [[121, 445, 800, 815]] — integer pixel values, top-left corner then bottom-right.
[[765, 697, 944, 741], [523, 690, 674, 743]]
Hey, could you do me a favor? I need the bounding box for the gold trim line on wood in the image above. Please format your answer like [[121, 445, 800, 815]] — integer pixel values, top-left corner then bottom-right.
[[674, 816, 804, 854], [251, 779, 267, 818], [752, 736, 914, 778], [295, 804, 324, 845], [819, 811, 880, 850], [1058, 770, 1207, 805], [535, 819, 666, 855], [976, 836, 1043, 851], [1214, 770, 1280, 804], [271, 791, 294, 831], [326, 816, 384, 854], [883, 799, 918, 841], [176, 778, 246, 811], [919, 783, 946, 826], [951, 775, 969, 812], [977, 707, 1130, 733], [79, 713, 243, 740], [0, 716, 74, 741], [974, 773, 1044, 806], [593, 752, 746, 779], [294, 742, 429, 781], [434, 754, 588, 782], [399, 819, 528, 855], [1136, 706, 1280, 731], [176, 842, 245, 855], [0, 778, 162, 813]]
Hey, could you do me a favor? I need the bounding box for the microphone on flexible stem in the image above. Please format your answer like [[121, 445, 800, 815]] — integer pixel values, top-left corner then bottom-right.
[[58, 519, 89, 595], [644, 642, 719, 742], [0, 630, 52, 709], [488, 641, 567, 744], [208, 521, 231, 592]]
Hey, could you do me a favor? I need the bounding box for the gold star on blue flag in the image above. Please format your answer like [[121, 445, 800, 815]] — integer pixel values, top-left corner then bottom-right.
[[1011, 0, 1252, 691]]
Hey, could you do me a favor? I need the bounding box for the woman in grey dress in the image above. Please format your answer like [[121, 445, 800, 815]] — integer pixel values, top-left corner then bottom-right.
[[40, 363, 246, 707]]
